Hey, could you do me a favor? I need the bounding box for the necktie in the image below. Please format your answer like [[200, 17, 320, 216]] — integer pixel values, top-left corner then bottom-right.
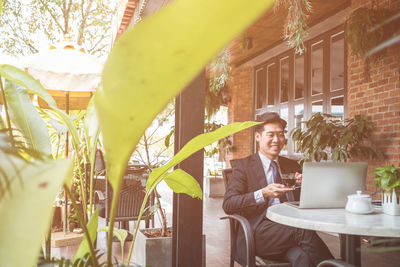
[[270, 161, 288, 202]]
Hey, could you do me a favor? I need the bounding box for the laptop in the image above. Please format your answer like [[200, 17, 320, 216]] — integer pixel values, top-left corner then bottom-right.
[[286, 162, 368, 209]]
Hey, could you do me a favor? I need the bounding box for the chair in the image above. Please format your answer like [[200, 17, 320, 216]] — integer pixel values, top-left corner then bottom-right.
[[89, 150, 154, 230], [220, 168, 291, 267], [317, 259, 354, 267]]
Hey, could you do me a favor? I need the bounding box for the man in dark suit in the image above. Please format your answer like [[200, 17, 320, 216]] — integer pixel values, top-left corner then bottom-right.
[[223, 112, 333, 267]]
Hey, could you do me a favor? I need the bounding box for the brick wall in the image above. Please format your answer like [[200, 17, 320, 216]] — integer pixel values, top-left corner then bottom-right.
[[348, 0, 400, 193], [226, 65, 254, 165]]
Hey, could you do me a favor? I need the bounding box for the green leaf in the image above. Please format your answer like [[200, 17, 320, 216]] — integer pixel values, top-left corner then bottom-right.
[[164, 128, 174, 148], [147, 121, 259, 190], [95, 0, 275, 192], [73, 208, 99, 262], [164, 169, 202, 199], [84, 99, 99, 152], [98, 226, 128, 260], [4, 80, 51, 156], [99, 226, 128, 244], [0, 154, 73, 267], [0, 64, 80, 157]]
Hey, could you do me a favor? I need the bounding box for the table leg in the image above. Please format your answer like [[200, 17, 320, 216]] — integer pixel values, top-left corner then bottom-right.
[[344, 234, 361, 267]]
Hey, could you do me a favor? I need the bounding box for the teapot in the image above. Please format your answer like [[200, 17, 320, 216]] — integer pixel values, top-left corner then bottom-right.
[[345, 190, 373, 214]]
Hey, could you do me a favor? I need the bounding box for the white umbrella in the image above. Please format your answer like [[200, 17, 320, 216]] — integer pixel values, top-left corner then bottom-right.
[[22, 44, 103, 110]]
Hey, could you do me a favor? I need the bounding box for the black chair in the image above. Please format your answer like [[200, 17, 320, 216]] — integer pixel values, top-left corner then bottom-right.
[[317, 259, 354, 267], [88, 150, 154, 230], [220, 168, 291, 267]]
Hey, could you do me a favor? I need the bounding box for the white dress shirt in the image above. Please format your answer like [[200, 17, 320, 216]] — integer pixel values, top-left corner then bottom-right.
[[254, 152, 283, 205]]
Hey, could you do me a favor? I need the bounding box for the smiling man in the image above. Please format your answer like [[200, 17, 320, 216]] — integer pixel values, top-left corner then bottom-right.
[[223, 112, 333, 267]]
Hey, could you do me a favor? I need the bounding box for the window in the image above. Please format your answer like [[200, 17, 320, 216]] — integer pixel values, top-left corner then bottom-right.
[[254, 26, 346, 156]]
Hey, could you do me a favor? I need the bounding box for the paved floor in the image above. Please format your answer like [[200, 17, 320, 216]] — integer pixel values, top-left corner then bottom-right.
[[54, 181, 400, 266]]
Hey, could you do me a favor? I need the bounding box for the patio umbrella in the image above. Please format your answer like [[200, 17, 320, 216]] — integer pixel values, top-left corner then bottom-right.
[[22, 43, 103, 110]]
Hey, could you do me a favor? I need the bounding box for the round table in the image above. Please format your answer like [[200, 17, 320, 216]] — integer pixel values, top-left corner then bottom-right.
[[266, 203, 400, 266]]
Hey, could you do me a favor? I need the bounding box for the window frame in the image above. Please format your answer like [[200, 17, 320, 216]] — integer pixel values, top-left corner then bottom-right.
[[253, 25, 347, 156]]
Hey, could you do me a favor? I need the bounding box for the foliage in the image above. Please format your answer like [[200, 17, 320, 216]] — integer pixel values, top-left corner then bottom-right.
[[291, 113, 383, 164], [204, 120, 234, 157], [4, 79, 51, 156], [346, 7, 399, 63], [207, 48, 231, 118], [132, 102, 175, 168], [0, 152, 73, 267], [372, 165, 400, 194], [274, 0, 312, 54], [96, 0, 274, 263], [0, 0, 118, 57], [0, 0, 274, 266], [99, 226, 128, 262]]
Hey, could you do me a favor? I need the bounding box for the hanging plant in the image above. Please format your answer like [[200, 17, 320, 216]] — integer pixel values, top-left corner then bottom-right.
[[206, 48, 232, 118], [346, 7, 400, 81], [274, 0, 312, 55], [347, 7, 397, 63]]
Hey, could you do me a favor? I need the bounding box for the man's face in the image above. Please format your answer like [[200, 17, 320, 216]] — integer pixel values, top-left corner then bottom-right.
[[255, 122, 286, 160]]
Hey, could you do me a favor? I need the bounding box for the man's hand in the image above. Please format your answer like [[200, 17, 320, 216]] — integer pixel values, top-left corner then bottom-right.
[[261, 183, 293, 198]]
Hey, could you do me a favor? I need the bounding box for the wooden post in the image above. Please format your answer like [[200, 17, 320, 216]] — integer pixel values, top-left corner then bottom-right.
[[172, 71, 205, 266]]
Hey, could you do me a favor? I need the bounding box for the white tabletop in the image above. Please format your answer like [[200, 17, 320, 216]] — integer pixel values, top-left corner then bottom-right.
[[266, 204, 400, 237]]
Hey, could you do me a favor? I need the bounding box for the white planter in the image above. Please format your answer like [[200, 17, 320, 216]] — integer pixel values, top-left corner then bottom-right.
[[132, 228, 206, 267], [382, 190, 400, 216], [204, 176, 225, 197]]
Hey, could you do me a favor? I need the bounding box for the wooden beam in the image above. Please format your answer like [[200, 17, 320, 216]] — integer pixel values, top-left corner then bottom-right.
[[172, 71, 205, 267]]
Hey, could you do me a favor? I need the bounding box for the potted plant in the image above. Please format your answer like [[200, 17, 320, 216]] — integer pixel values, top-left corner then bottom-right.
[[291, 112, 382, 164], [372, 165, 400, 215]]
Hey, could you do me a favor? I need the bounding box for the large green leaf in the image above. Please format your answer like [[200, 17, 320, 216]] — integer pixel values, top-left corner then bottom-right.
[[73, 208, 99, 262], [164, 169, 202, 199], [0, 64, 80, 156], [83, 99, 101, 214], [147, 121, 259, 190], [98, 226, 128, 260], [4, 80, 51, 156], [96, 0, 275, 191], [0, 154, 73, 267], [84, 99, 99, 154]]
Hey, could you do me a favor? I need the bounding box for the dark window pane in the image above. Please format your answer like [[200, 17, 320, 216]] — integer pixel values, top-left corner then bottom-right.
[[256, 68, 266, 109], [267, 64, 276, 107], [311, 42, 323, 95], [331, 96, 344, 120], [312, 100, 323, 115], [331, 35, 344, 91], [295, 55, 305, 99], [280, 57, 289, 103]]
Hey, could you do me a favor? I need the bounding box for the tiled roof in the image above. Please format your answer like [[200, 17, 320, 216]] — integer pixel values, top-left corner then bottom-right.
[[117, 0, 138, 38]]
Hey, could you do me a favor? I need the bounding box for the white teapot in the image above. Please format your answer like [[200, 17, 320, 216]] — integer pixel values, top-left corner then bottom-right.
[[345, 190, 373, 214]]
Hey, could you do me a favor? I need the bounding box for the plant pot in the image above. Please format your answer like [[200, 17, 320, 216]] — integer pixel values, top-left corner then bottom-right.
[[132, 228, 206, 267], [382, 190, 400, 216], [69, 222, 78, 231]]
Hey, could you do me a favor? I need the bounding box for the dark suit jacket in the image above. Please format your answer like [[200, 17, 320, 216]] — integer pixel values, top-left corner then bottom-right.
[[222, 153, 301, 265]]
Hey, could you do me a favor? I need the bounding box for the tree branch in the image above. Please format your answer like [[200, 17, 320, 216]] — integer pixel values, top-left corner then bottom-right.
[[38, 0, 65, 33], [77, 0, 94, 45]]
